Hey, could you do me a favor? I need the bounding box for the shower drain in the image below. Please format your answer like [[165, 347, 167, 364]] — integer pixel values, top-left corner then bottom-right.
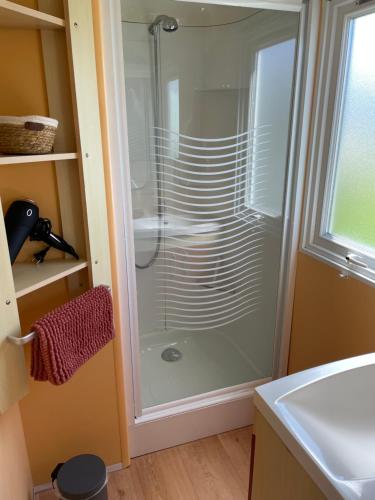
[[161, 347, 182, 362]]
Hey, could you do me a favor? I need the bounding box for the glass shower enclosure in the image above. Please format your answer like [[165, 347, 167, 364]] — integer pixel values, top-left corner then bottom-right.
[[121, 0, 299, 411]]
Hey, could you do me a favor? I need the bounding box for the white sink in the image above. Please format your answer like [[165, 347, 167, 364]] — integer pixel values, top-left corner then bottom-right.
[[255, 354, 375, 499]]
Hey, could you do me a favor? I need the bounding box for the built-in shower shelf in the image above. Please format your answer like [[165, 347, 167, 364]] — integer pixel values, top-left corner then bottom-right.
[[134, 215, 221, 252], [135, 233, 219, 253], [196, 86, 250, 92]]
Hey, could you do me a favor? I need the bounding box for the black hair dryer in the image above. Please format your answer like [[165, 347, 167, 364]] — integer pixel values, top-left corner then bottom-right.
[[4, 200, 79, 264]]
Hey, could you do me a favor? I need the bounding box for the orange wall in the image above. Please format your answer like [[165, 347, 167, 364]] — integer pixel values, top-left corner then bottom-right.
[[0, 3, 47, 494], [0, 24, 62, 262], [289, 252, 375, 373], [18, 285, 122, 485], [0, 404, 32, 500], [0, 0, 123, 486], [288, 0, 375, 374]]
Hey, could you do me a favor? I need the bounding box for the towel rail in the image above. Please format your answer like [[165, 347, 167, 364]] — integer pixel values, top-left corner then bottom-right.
[[6, 285, 111, 346], [8, 331, 36, 346]]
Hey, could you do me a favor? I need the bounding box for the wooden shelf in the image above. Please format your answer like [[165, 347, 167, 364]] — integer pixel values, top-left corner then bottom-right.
[[0, 0, 64, 29], [0, 1, 112, 414], [0, 152, 78, 166], [13, 259, 88, 298]]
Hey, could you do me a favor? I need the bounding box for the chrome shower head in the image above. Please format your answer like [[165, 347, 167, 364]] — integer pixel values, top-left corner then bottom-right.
[[149, 15, 179, 35]]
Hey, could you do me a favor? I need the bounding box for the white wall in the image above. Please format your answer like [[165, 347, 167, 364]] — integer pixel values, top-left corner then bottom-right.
[[0, 404, 32, 500]]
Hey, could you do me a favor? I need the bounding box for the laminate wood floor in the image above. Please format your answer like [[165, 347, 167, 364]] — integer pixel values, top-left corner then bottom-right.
[[37, 426, 252, 500]]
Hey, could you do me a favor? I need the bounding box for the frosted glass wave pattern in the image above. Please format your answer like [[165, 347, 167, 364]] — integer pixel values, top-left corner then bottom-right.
[[329, 12, 375, 251], [153, 126, 271, 331]]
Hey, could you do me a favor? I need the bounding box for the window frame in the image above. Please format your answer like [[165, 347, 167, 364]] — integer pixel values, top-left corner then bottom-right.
[[234, 20, 298, 222], [302, 0, 375, 285], [244, 33, 297, 218]]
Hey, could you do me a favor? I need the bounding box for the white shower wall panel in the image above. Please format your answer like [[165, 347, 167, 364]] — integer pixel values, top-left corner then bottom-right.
[[122, 23, 156, 220]]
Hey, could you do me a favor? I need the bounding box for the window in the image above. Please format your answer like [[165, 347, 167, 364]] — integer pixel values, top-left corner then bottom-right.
[[245, 37, 296, 218], [167, 78, 180, 159], [303, 0, 375, 284]]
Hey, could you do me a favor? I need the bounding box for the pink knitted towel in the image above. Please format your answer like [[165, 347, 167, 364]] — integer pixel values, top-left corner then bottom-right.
[[31, 285, 114, 385]]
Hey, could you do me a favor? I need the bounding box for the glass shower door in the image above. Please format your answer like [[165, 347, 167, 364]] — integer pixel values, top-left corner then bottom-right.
[[122, 6, 299, 410]]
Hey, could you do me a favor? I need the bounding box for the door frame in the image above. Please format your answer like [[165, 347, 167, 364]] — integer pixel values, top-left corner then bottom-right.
[[98, 0, 320, 457]]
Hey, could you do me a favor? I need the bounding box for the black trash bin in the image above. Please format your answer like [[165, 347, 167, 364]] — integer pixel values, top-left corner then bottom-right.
[[51, 454, 108, 500]]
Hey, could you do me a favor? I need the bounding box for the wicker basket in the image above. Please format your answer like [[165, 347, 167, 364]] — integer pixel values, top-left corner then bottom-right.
[[0, 116, 58, 155]]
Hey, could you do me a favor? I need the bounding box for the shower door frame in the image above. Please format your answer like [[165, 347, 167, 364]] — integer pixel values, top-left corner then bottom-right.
[[99, 0, 320, 458]]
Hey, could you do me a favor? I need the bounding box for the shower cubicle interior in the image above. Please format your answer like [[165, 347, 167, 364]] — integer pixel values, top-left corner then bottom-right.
[[121, 0, 299, 411]]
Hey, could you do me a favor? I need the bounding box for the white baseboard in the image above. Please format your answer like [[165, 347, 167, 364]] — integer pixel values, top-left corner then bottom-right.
[[128, 378, 269, 457], [33, 463, 124, 498], [130, 392, 256, 457], [106, 462, 124, 473], [33, 482, 54, 497]]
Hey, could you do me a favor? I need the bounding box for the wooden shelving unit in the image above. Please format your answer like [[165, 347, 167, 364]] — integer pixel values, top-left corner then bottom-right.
[[0, 0, 64, 29], [0, 152, 78, 165], [0, 0, 112, 413], [13, 259, 88, 298]]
